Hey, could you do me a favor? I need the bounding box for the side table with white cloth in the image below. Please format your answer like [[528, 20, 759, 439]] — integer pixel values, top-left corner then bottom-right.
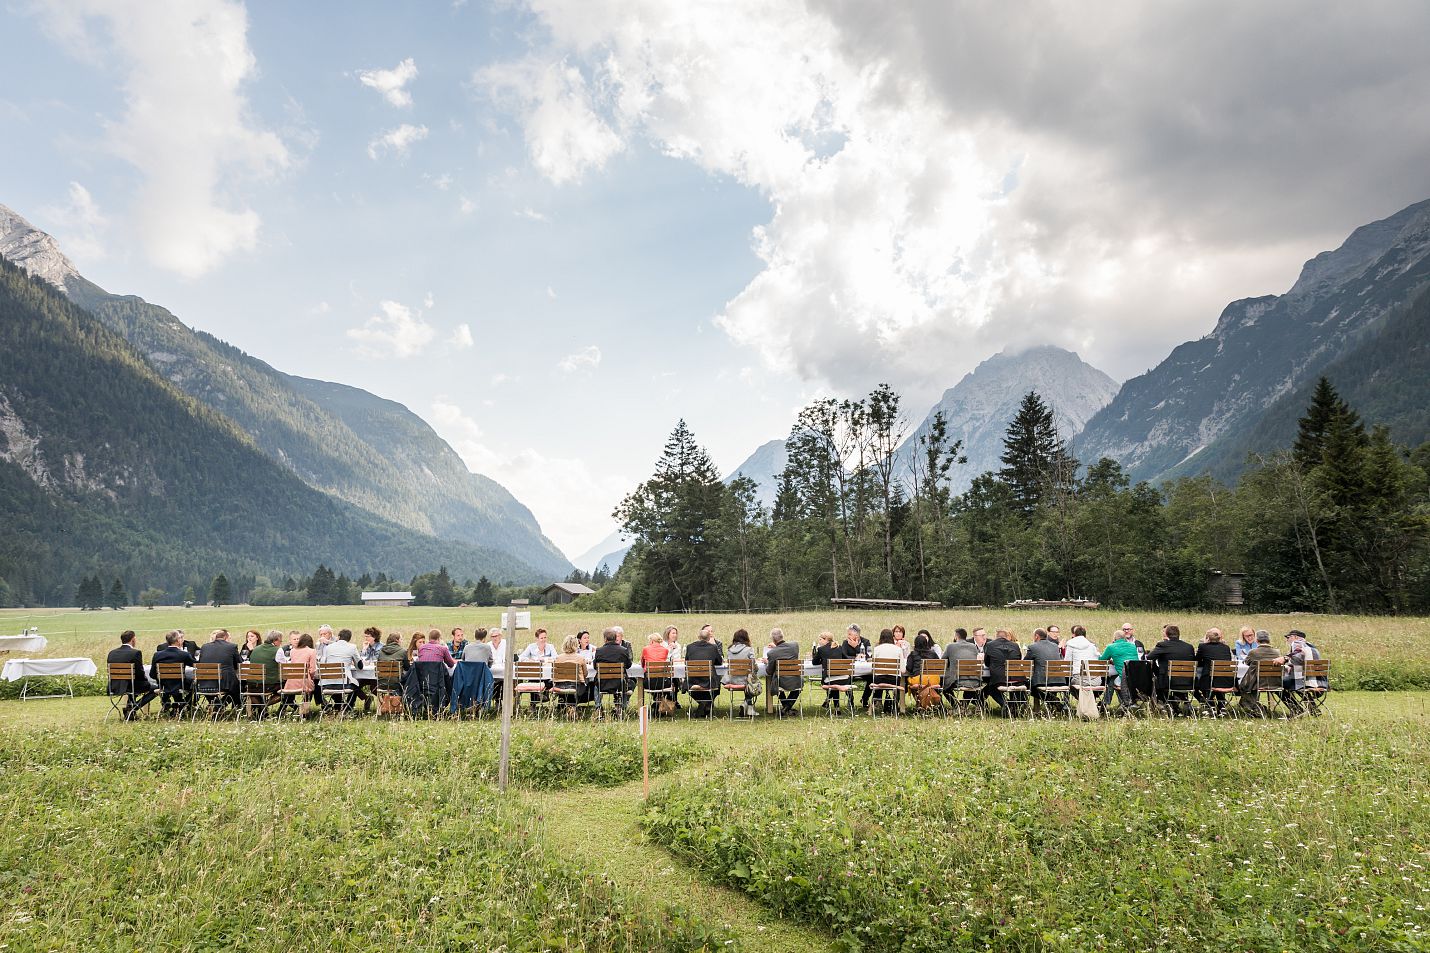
[[1, 657, 98, 699], [0, 634, 49, 655]]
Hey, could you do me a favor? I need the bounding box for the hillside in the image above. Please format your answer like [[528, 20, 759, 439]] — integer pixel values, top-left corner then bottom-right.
[[1075, 198, 1430, 481], [0, 260, 546, 604], [0, 203, 571, 578]]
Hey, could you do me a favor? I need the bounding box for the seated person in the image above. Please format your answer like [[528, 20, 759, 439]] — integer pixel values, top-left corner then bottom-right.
[[640, 633, 675, 711], [150, 630, 197, 713], [1098, 631, 1140, 712], [1147, 624, 1196, 713], [592, 627, 634, 712], [684, 625, 724, 717], [981, 629, 1023, 717], [869, 629, 905, 714], [723, 629, 761, 716], [196, 628, 242, 706], [1193, 628, 1234, 703], [764, 628, 802, 715], [1236, 631, 1284, 715], [1023, 628, 1065, 711], [904, 631, 942, 710], [550, 635, 590, 706], [941, 629, 981, 703], [108, 630, 156, 719]]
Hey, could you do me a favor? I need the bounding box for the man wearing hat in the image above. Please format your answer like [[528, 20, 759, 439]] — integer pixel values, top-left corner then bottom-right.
[[1236, 630, 1283, 716]]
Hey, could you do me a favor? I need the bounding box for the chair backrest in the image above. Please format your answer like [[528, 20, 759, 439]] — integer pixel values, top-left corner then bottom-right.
[[644, 660, 674, 679], [726, 657, 754, 678], [552, 661, 585, 685], [825, 658, 853, 679], [1044, 659, 1073, 682], [106, 662, 135, 692], [871, 657, 901, 678], [596, 662, 627, 684], [776, 658, 804, 678], [1081, 659, 1110, 681], [1209, 659, 1238, 686], [1303, 659, 1329, 682], [685, 659, 714, 680], [514, 660, 546, 682], [375, 660, 403, 684], [920, 658, 946, 680], [237, 663, 266, 683], [193, 663, 221, 688], [155, 662, 187, 684], [279, 662, 308, 684], [1166, 659, 1196, 686], [1256, 658, 1284, 690], [1003, 659, 1032, 683], [317, 662, 348, 683], [955, 658, 983, 680]]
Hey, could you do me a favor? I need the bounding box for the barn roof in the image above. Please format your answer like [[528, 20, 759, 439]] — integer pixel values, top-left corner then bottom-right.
[[542, 582, 596, 596], [361, 591, 414, 600]]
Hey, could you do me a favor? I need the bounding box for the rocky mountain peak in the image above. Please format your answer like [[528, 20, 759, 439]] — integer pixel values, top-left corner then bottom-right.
[[1288, 198, 1430, 297], [0, 204, 80, 293]]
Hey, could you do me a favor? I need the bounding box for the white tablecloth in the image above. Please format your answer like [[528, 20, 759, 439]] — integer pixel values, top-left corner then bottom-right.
[[0, 635, 48, 653], [1, 657, 98, 680]]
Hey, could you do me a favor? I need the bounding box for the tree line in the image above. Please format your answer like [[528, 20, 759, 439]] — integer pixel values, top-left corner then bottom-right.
[[606, 380, 1430, 613]]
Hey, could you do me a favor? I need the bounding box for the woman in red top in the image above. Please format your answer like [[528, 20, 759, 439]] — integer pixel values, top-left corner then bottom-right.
[[640, 633, 669, 666], [283, 633, 319, 717]]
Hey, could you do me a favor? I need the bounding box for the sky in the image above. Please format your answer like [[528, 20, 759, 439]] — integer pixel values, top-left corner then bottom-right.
[[2, 0, 1429, 562]]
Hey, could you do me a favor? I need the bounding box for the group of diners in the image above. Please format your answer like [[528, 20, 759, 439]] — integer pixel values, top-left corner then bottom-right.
[[102, 618, 1328, 721]]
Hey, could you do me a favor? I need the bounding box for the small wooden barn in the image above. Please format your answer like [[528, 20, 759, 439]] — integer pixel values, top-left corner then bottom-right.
[[361, 590, 415, 607], [541, 582, 595, 606]]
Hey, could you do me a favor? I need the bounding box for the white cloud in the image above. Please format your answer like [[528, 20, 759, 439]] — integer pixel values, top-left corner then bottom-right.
[[308, 300, 331, 315], [423, 291, 435, 309], [450, 322, 474, 349], [357, 57, 418, 108], [546, 285, 557, 299], [367, 123, 429, 160], [430, 400, 630, 555], [488, 0, 1430, 393], [33, 0, 288, 278], [432, 172, 453, 190], [479, 58, 624, 185], [458, 196, 477, 215], [346, 299, 436, 357], [515, 206, 549, 222], [40, 181, 108, 262], [557, 344, 601, 373]]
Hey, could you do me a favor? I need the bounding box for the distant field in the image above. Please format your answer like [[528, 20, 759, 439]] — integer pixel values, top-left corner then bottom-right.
[[3, 603, 1427, 691]]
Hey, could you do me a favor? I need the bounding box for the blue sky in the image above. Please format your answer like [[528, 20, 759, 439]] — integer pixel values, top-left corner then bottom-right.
[[3, 0, 1429, 558]]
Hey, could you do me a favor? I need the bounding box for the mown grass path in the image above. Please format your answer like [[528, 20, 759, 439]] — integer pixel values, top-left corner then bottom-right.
[[532, 728, 834, 953]]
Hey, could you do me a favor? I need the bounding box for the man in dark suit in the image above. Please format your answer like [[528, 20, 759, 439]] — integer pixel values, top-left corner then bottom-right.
[[981, 628, 1023, 717], [107, 630, 156, 719], [684, 625, 725, 718], [150, 630, 195, 714], [1148, 623, 1197, 713], [592, 627, 634, 712], [196, 628, 241, 706], [764, 628, 802, 715]]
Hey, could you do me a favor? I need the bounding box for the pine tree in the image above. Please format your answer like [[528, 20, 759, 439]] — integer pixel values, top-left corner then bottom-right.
[[430, 566, 457, 607], [209, 573, 232, 608], [334, 573, 353, 605], [472, 576, 494, 606], [107, 578, 128, 610], [307, 564, 336, 604], [998, 392, 1075, 517], [1293, 377, 1345, 470]]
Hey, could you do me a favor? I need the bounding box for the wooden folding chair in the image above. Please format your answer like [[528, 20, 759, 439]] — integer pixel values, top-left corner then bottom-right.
[[1299, 659, 1330, 716], [550, 661, 587, 718], [773, 658, 805, 718], [374, 659, 406, 718], [317, 663, 354, 719], [513, 660, 550, 717], [1080, 659, 1111, 712], [997, 660, 1033, 717], [1162, 659, 1197, 717], [1039, 659, 1073, 717], [105, 662, 140, 721], [869, 657, 904, 717], [153, 662, 189, 717], [724, 658, 756, 720], [950, 658, 986, 717], [278, 662, 310, 717], [237, 663, 274, 719], [683, 659, 717, 718], [1203, 659, 1238, 717], [642, 660, 676, 717], [191, 663, 226, 721], [1254, 659, 1287, 717], [595, 662, 630, 718], [822, 658, 857, 717], [906, 658, 946, 715]]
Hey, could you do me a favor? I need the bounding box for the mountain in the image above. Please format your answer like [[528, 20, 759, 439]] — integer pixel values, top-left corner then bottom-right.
[[897, 346, 1120, 494], [0, 259, 546, 604], [1075, 198, 1430, 482], [725, 438, 789, 510], [0, 203, 571, 579], [572, 527, 632, 575]]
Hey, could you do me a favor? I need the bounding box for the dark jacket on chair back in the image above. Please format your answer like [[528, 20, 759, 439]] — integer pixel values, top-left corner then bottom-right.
[[197, 640, 241, 690]]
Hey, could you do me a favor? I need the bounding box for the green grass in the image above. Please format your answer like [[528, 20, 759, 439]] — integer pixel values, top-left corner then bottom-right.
[[642, 694, 1430, 952]]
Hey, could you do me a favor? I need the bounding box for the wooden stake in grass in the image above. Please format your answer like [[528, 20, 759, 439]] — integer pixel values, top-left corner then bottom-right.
[[498, 598, 527, 792], [640, 702, 650, 799]]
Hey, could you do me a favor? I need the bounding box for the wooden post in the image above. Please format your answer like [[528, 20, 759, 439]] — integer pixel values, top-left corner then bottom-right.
[[639, 702, 650, 799], [497, 598, 527, 793]]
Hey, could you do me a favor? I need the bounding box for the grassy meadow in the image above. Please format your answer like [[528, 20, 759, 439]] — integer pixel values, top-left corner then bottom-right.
[[2, 604, 1428, 951]]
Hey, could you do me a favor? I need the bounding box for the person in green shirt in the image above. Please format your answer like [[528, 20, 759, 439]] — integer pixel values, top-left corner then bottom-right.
[[247, 631, 282, 688], [1098, 632, 1140, 713]]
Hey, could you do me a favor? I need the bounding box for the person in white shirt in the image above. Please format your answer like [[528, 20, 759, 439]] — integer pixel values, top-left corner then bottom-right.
[[518, 628, 558, 662], [868, 629, 905, 714], [315, 624, 335, 663], [662, 625, 683, 661]]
